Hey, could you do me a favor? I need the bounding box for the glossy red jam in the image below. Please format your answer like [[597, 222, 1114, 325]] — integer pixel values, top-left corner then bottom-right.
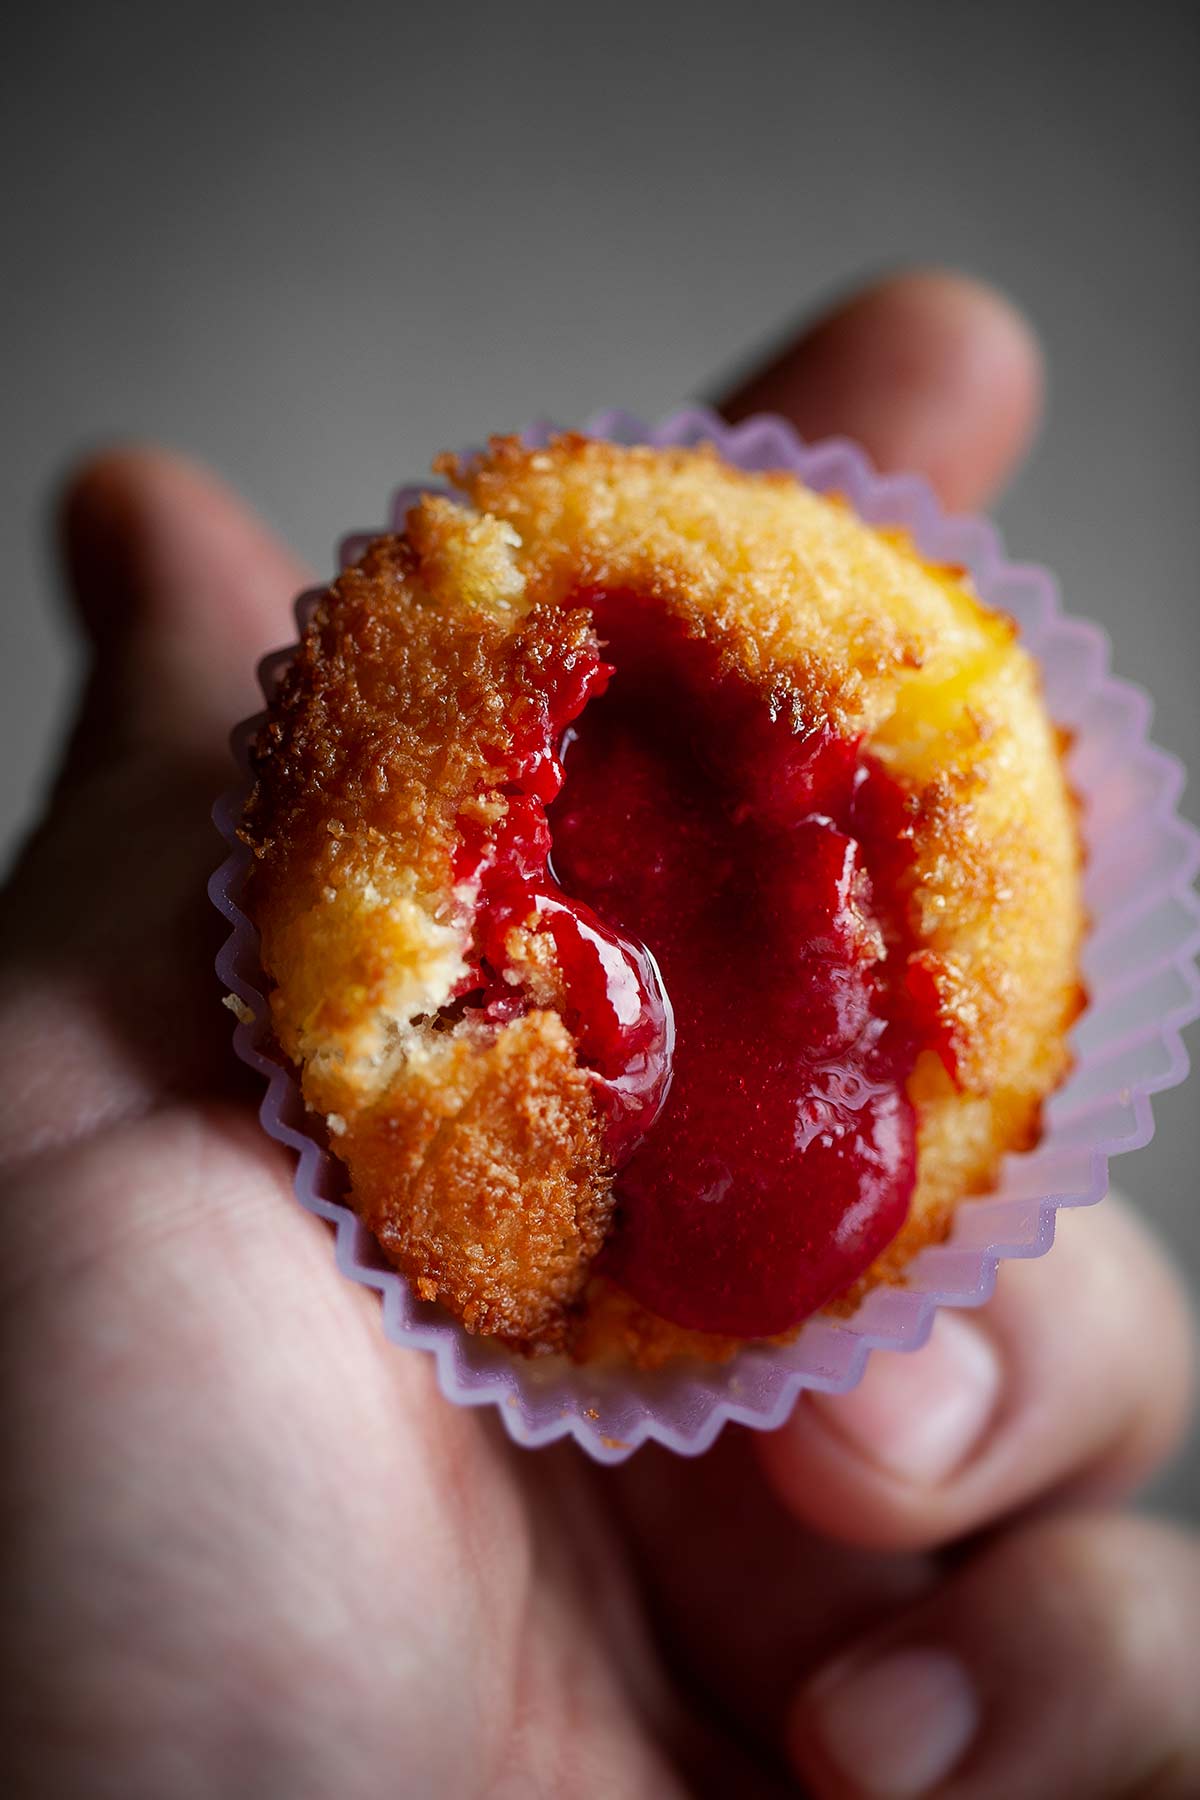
[[455, 598, 924, 1337], [453, 643, 675, 1162]]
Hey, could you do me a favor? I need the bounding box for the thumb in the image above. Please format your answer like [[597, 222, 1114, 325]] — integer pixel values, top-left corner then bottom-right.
[[0, 452, 313, 1159], [59, 447, 312, 769]]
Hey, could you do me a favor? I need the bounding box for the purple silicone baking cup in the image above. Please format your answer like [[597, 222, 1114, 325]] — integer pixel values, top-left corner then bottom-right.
[[209, 406, 1200, 1465]]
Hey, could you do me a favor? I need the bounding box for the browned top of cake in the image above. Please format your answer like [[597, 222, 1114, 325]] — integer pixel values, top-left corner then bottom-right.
[[241, 435, 1083, 1358]]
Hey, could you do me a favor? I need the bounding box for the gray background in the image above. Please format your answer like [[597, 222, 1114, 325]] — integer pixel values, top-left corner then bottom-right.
[[3, 3, 1197, 1508]]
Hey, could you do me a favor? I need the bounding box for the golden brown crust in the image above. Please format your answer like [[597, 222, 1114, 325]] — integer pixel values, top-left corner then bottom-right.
[[241, 435, 1084, 1363], [349, 1011, 611, 1350]]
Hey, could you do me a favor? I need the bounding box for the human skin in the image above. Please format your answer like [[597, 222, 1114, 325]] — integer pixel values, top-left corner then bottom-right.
[[0, 271, 1197, 1800]]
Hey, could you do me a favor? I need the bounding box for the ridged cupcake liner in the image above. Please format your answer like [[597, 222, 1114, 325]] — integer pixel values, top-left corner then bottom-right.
[[210, 407, 1200, 1464]]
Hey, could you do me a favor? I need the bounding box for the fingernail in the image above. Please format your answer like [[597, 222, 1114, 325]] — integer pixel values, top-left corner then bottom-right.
[[804, 1646, 980, 1798], [811, 1311, 1002, 1486]]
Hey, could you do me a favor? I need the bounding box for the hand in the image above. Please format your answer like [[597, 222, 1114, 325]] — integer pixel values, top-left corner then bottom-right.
[[1, 271, 1196, 1800]]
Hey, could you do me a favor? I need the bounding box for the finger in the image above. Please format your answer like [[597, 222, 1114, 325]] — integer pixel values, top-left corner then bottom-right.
[[790, 1512, 1200, 1800], [60, 447, 312, 763], [598, 1430, 936, 1757], [717, 269, 1043, 512], [756, 1195, 1196, 1553], [601, 1201, 1194, 1774]]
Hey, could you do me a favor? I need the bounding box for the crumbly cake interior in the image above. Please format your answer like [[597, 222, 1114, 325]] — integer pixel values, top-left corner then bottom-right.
[[240, 436, 1083, 1363]]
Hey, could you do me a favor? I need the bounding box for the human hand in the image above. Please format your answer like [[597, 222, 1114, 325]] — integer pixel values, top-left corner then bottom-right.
[[1, 271, 1196, 1800]]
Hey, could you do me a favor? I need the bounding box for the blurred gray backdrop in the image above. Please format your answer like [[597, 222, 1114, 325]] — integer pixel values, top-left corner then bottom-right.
[[3, 2, 1198, 1507]]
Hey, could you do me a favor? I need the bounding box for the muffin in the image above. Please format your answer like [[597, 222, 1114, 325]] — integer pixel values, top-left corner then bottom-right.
[[239, 434, 1084, 1365]]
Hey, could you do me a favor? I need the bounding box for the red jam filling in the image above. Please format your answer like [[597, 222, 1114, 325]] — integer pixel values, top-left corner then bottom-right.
[[454, 598, 925, 1337]]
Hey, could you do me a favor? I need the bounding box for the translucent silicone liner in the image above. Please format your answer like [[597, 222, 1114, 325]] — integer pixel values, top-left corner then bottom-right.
[[210, 407, 1200, 1464]]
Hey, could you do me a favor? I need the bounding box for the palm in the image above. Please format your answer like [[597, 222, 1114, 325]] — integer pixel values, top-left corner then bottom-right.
[[2, 745, 724, 1796]]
